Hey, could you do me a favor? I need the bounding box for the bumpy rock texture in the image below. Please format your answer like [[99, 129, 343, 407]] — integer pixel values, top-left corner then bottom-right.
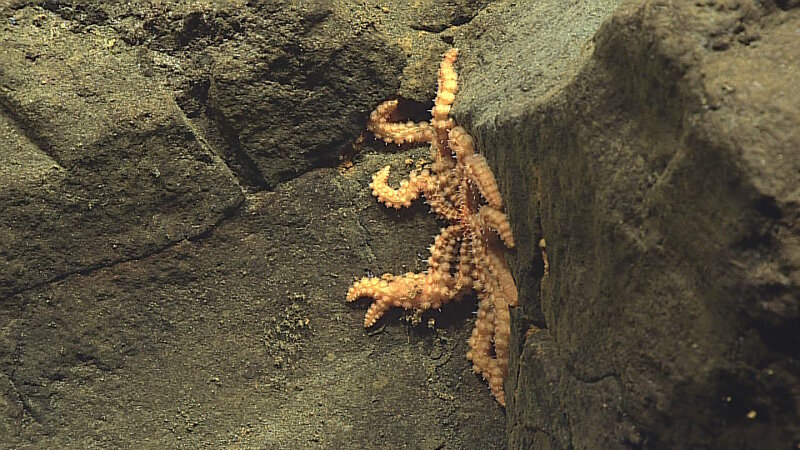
[[0, 1, 504, 448], [207, 1, 405, 188], [453, 0, 800, 448], [1, 0, 798, 449], [0, 7, 244, 298]]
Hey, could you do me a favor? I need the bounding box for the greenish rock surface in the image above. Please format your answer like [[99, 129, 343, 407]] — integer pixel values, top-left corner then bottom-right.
[[0, 7, 244, 298], [453, 0, 800, 448], [1, 0, 798, 449]]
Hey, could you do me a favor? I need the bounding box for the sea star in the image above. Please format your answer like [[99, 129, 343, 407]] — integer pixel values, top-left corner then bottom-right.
[[347, 49, 518, 406]]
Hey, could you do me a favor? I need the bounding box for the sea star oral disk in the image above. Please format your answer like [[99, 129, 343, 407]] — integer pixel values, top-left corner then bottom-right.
[[347, 49, 518, 406]]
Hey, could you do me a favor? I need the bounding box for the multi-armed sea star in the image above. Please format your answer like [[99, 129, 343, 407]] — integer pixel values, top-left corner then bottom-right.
[[347, 49, 517, 406]]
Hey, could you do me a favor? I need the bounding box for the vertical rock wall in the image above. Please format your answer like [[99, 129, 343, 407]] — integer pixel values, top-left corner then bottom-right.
[[455, 1, 799, 448]]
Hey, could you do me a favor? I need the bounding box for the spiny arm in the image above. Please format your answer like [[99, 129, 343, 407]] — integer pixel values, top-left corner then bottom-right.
[[367, 99, 433, 145]]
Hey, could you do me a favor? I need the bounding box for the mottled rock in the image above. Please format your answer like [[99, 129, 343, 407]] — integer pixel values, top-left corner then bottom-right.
[[207, 1, 405, 188], [454, 0, 799, 448], [0, 2, 506, 448], [2, 0, 798, 448], [0, 7, 243, 298]]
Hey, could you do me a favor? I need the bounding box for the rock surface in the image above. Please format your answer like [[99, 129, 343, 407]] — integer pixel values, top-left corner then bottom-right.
[[1, 0, 798, 449], [452, 0, 800, 448], [0, 6, 244, 298], [0, 1, 505, 448], [207, 1, 405, 188]]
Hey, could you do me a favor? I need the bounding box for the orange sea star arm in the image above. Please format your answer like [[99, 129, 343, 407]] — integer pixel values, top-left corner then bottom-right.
[[346, 273, 426, 328], [368, 165, 432, 209], [478, 205, 515, 249], [367, 99, 433, 145], [449, 126, 504, 210]]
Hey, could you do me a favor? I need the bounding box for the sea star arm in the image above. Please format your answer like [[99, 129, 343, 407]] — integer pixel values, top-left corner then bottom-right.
[[478, 205, 515, 249], [368, 99, 433, 145], [369, 166, 431, 209], [449, 126, 504, 210], [467, 244, 516, 407], [466, 289, 507, 406], [347, 273, 426, 328], [463, 218, 517, 407], [431, 49, 459, 156], [486, 240, 519, 308], [464, 154, 503, 209], [420, 171, 461, 221], [455, 233, 475, 292], [432, 49, 459, 130], [417, 224, 465, 309]]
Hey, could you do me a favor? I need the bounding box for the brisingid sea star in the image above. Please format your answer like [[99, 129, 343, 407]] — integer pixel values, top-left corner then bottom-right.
[[347, 49, 518, 406]]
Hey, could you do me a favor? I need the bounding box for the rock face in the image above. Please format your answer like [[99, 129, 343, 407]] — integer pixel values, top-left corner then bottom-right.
[[207, 1, 405, 188], [0, 7, 244, 298], [0, 2, 506, 448], [1, 0, 798, 448], [453, 0, 799, 448]]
